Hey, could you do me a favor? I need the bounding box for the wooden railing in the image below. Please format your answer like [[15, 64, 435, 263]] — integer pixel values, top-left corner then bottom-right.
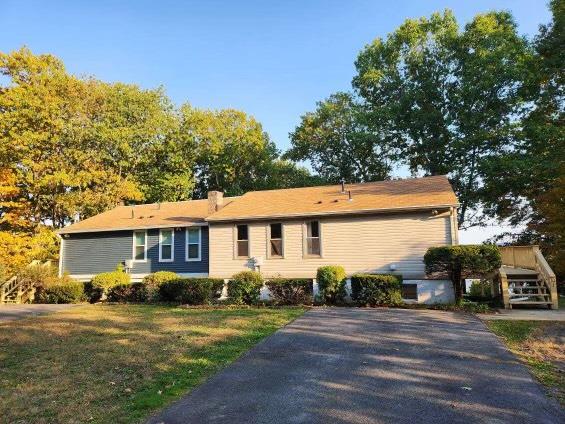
[[499, 245, 558, 310], [500, 245, 538, 269], [0, 276, 20, 303]]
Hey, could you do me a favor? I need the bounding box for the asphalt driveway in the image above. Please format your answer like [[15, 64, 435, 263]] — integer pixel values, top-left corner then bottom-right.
[[148, 308, 563, 424]]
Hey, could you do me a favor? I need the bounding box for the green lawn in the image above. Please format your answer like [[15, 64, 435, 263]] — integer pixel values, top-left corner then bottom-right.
[[487, 320, 564, 406], [0, 304, 305, 424]]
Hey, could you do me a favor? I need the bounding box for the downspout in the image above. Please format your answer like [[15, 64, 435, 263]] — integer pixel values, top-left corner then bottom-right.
[[450, 207, 459, 245], [57, 233, 64, 278]]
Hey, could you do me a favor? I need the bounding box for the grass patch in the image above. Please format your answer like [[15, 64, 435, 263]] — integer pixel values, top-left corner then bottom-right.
[[0, 304, 305, 423], [487, 320, 564, 406]]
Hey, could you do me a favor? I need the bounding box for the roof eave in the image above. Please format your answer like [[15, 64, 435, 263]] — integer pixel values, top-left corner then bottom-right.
[[205, 203, 460, 223], [57, 221, 209, 235]]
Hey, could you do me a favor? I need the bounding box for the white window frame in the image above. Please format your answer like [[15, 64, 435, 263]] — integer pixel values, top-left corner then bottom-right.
[[267, 223, 284, 259], [303, 220, 322, 258], [234, 224, 250, 259], [185, 227, 202, 262], [132, 230, 148, 262], [159, 228, 174, 263]]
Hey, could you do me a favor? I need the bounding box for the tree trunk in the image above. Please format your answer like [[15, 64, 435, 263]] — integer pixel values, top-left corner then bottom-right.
[[451, 268, 463, 305]]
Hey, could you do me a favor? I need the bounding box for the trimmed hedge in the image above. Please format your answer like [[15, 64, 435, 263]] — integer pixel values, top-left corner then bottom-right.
[[142, 271, 178, 301], [266, 278, 313, 305], [350, 274, 403, 306], [35, 280, 85, 304], [316, 265, 346, 304], [107, 282, 148, 303], [87, 267, 131, 302], [228, 271, 263, 305], [159, 278, 224, 305]]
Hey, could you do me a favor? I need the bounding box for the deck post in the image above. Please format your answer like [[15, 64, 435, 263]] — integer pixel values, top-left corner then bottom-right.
[[499, 268, 510, 309]]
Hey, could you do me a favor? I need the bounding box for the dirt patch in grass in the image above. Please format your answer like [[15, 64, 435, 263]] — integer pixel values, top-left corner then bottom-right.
[[487, 320, 565, 406], [0, 304, 304, 424]]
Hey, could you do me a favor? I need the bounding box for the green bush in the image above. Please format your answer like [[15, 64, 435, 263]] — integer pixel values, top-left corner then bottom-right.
[[468, 279, 492, 299], [316, 265, 346, 304], [35, 279, 85, 304], [266, 278, 313, 305], [142, 271, 178, 300], [350, 274, 403, 306], [107, 282, 148, 303], [87, 266, 131, 302], [228, 271, 263, 305], [158, 278, 224, 304]]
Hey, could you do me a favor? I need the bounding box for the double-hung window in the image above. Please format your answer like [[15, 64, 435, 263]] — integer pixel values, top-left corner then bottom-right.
[[186, 227, 201, 261], [305, 221, 321, 257], [269, 223, 283, 258], [133, 231, 147, 261], [159, 229, 174, 262], [236, 224, 249, 258]]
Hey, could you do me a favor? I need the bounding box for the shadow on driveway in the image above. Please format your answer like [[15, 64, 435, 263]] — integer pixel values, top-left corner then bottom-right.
[[148, 308, 564, 424]]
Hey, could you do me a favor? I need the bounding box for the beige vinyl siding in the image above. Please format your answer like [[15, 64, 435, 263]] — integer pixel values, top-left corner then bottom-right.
[[209, 210, 453, 279]]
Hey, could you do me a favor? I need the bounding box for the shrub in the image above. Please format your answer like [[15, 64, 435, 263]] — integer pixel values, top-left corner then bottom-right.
[[159, 278, 224, 304], [468, 279, 492, 300], [142, 271, 178, 301], [35, 278, 85, 304], [424, 245, 501, 303], [350, 274, 403, 306], [87, 266, 131, 302], [228, 271, 263, 305], [107, 282, 148, 303], [266, 278, 313, 305], [18, 264, 59, 291], [316, 265, 346, 304]]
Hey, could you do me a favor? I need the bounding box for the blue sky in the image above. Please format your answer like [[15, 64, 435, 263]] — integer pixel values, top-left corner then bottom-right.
[[0, 0, 552, 241], [1, 0, 551, 151]]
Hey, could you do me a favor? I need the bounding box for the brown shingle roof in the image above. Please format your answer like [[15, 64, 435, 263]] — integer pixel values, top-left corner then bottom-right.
[[58, 176, 457, 233], [58, 198, 236, 234], [206, 175, 458, 222]]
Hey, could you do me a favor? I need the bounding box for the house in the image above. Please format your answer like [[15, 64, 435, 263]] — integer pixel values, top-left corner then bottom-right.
[[57, 175, 459, 303]]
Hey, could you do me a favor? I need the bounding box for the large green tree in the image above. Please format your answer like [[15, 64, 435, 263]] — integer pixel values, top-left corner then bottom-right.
[[286, 92, 392, 183], [352, 10, 533, 228]]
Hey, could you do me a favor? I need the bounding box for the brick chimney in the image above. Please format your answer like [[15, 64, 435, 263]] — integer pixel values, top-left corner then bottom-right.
[[208, 191, 224, 214]]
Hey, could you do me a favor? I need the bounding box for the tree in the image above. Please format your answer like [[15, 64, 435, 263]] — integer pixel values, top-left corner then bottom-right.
[[0, 48, 144, 228], [286, 92, 392, 183], [424, 245, 501, 303], [353, 11, 533, 228], [179, 105, 282, 197]]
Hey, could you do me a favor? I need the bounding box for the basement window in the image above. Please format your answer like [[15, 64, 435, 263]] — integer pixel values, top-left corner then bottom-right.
[[402, 284, 418, 300], [269, 223, 283, 258], [236, 224, 249, 258]]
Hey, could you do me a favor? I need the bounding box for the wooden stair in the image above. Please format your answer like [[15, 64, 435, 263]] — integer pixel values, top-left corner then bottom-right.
[[0, 276, 36, 305], [498, 246, 558, 310]]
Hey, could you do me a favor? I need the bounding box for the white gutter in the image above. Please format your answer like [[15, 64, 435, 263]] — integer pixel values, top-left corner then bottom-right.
[[57, 221, 208, 235], [57, 233, 64, 277]]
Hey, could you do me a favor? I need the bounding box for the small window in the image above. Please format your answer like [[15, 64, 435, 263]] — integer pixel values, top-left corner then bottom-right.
[[402, 284, 418, 300], [236, 224, 249, 258], [133, 231, 147, 261], [269, 223, 283, 258], [186, 227, 201, 261], [305, 221, 321, 256], [159, 229, 174, 262]]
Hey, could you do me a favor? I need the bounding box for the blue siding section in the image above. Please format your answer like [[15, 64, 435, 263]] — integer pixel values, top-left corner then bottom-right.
[[62, 227, 209, 275]]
